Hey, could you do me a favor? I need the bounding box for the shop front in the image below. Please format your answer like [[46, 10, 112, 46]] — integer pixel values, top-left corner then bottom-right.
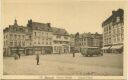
[[10, 47, 25, 56], [25, 47, 34, 55], [34, 46, 42, 54], [101, 46, 111, 53], [110, 45, 123, 54], [44, 46, 53, 54]]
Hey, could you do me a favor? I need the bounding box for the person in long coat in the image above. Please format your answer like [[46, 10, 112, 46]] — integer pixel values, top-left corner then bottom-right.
[[36, 54, 40, 65]]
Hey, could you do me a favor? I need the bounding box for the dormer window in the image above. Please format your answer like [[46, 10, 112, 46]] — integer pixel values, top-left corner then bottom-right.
[[116, 17, 120, 23]]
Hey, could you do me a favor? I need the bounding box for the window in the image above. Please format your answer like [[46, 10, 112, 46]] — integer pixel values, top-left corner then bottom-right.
[[6, 35, 8, 38], [22, 42, 25, 46], [64, 36, 68, 39], [50, 42, 52, 45], [23, 35, 24, 39], [19, 35, 20, 39], [10, 34, 12, 37], [15, 34, 17, 39], [14, 42, 17, 46], [38, 41, 40, 44], [10, 42, 13, 46], [56, 35, 61, 39], [116, 17, 120, 22], [4, 41, 5, 45]]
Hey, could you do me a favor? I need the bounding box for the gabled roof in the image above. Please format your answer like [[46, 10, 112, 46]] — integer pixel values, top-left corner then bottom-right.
[[52, 27, 69, 36]]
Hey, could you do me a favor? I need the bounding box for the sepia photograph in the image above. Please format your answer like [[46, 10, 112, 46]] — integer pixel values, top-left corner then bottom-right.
[[1, 0, 126, 79]]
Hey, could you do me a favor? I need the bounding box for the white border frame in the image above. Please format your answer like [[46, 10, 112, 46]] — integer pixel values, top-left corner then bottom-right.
[[0, 0, 127, 79]]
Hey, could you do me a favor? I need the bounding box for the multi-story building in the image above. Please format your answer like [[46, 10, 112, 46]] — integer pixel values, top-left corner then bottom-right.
[[3, 19, 27, 56], [102, 9, 124, 53], [74, 32, 102, 51], [52, 27, 70, 54], [91, 33, 103, 48], [3, 19, 71, 56], [27, 19, 53, 54]]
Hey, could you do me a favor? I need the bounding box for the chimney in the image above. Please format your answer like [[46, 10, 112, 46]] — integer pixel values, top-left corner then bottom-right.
[[14, 19, 18, 26], [47, 23, 51, 27], [27, 19, 32, 27], [112, 10, 116, 14]]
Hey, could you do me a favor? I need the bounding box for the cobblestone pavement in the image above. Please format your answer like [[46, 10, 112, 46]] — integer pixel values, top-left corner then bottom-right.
[[3, 53, 123, 76]]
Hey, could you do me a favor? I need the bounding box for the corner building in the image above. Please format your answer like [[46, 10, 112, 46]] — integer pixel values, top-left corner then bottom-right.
[[102, 9, 124, 53], [3, 19, 27, 56]]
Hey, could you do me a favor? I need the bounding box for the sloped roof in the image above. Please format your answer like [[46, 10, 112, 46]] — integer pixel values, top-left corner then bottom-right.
[[29, 22, 52, 32], [70, 34, 75, 38], [79, 32, 102, 39], [102, 8, 124, 27], [79, 33, 92, 38], [52, 27, 69, 36], [3, 25, 27, 34]]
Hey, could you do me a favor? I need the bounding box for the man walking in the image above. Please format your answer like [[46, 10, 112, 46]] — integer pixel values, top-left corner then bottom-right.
[[36, 54, 40, 65]]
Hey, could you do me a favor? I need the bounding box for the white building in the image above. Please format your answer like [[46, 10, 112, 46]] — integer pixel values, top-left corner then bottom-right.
[[52, 27, 70, 54]]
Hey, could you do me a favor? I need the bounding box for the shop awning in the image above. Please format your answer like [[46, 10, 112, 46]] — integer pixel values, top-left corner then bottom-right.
[[102, 46, 111, 50], [110, 45, 123, 49]]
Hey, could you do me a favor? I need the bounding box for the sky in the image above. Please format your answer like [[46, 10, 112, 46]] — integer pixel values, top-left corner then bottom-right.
[[2, 0, 125, 34]]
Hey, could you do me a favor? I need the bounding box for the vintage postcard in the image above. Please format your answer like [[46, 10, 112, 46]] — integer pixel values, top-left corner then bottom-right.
[[0, 0, 127, 79]]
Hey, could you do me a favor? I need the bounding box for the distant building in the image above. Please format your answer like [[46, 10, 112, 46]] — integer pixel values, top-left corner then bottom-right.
[[3, 19, 27, 56], [27, 19, 53, 54], [102, 9, 124, 53], [69, 34, 75, 53], [52, 27, 70, 54], [74, 32, 102, 51]]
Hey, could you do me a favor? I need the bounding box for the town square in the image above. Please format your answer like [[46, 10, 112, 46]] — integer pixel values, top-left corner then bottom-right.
[[2, 0, 124, 77]]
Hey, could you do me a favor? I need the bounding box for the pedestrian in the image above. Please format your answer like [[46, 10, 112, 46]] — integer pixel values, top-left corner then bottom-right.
[[14, 53, 18, 60], [18, 53, 21, 59], [73, 52, 75, 57], [36, 54, 40, 65]]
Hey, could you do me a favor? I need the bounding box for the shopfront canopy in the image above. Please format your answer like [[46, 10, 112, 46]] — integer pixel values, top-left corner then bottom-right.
[[110, 45, 123, 49], [102, 46, 111, 50]]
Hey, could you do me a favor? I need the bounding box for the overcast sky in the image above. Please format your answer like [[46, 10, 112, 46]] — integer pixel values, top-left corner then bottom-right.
[[2, 0, 125, 34]]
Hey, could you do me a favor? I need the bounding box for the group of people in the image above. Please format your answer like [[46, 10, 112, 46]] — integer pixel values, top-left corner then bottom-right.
[[14, 53, 40, 65], [13, 51, 76, 65]]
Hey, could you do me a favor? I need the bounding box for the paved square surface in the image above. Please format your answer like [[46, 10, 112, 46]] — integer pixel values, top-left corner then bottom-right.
[[3, 53, 123, 76]]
